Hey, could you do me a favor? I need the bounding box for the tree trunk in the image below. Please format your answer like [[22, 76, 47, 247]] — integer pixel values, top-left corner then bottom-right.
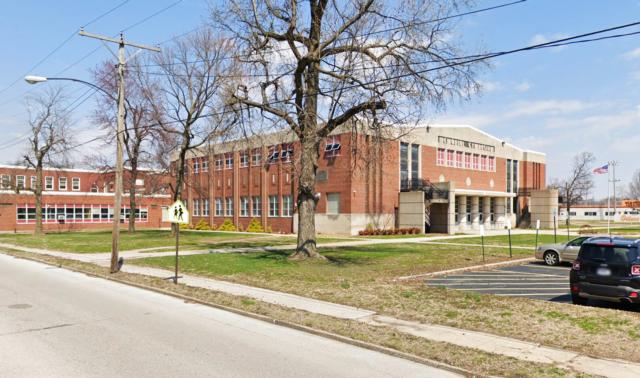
[[34, 163, 44, 236], [128, 160, 138, 233], [290, 135, 324, 260]]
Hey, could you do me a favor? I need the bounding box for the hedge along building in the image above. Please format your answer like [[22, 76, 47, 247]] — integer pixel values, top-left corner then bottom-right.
[[0, 164, 172, 232], [180, 123, 549, 235]]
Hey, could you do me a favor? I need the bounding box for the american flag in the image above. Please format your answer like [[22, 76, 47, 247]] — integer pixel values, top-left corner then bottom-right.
[[593, 164, 609, 174]]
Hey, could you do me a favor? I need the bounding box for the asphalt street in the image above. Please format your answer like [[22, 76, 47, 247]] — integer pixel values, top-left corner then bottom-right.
[[427, 262, 572, 302], [0, 253, 458, 378]]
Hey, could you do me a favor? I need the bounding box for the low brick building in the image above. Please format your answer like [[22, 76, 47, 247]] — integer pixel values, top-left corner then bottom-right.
[[180, 124, 548, 235], [0, 165, 172, 232]]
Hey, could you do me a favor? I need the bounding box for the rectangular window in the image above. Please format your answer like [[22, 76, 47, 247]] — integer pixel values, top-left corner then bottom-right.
[[45, 176, 53, 190], [30, 176, 36, 189], [325, 135, 341, 158], [472, 154, 479, 170], [400, 142, 409, 182], [269, 195, 279, 217], [252, 149, 262, 166], [194, 159, 200, 174], [58, 177, 67, 191], [215, 198, 223, 216], [252, 196, 262, 217], [225, 153, 233, 169], [456, 151, 464, 168], [203, 199, 209, 216], [1, 174, 10, 189], [267, 146, 279, 164], [72, 177, 80, 191], [282, 195, 293, 217], [480, 155, 487, 171], [464, 152, 472, 169], [16, 175, 25, 190], [506, 159, 512, 192], [225, 197, 233, 216], [201, 159, 208, 172], [488, 156, 495, 172], [436, 148, 445, 166], [91, 184, 99, 193], [446, 150, 455, 167], [410, 144, 419, 179], [240, 197, 249, 217], [466, 201, 471, 222], [193, 199, 200, 216], [240, 151, 249, 167], [215, 155, 223, 170], [281, 144, 293, 163], [327, 193, 340, 215]]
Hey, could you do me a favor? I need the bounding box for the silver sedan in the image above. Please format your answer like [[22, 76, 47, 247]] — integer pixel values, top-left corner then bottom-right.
[[535, 236, 591, 266]]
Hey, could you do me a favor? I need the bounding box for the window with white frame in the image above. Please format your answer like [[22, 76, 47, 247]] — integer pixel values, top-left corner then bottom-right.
[[252, 196, 261, 216], [225, 197, 233, 216], [240, 151, 249, 167], [16, 204, 148, 224], [58, 177, 67, 191], [472, 154, 479, 170], [281, 144, 293, 162], [193, 199, 200, 216], [488, 156, 495, 172], [45, 176, 53, 190], [282, 195, 293, 217], [225, 153, 233, 169], [16, 175, 25, 190], [252, 149, 261, 166], [436, 148, 445, 166], [446, 150, 455, 167], [464, 152, 472, 169], [30, 176, 36, 189], [91, 184, 99, 192], [240, 197, 249, 217], [480, 155, 487, 171], [215, 155, 223, 170], [215, 198, 223, 216], [267, 146, 279, 163], [269, 195, 279, 217], [202, 159, 208, 172], [324, 135, 341, 158], [326, 193, 340, 215], [456, 151, 464, 168], [0, 174, 10, 189], [194, 159, 200, 174], [72, 177, 80, 191], [203, 199, 210, 216]]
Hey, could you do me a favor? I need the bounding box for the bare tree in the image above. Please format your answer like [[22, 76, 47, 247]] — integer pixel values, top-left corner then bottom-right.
[[213, 0, 481, 259], [92, 58, 165, 232], [550, 152, 596, 226], [150, 30, 238, 231], [628, 169, 640, 200], [23, 87, 73, 235]]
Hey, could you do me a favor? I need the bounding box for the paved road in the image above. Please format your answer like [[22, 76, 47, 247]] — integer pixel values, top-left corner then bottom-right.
[[427, 262, 571, 302], [0, 254, 457, 378]]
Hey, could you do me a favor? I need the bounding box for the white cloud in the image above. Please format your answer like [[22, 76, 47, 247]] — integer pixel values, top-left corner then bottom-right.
[[504, 100, 591, 118], [479, 80, 502, 93], [623, 47, 640, 60], [514, 81, 531, 92], [529, 33, 569, 51]]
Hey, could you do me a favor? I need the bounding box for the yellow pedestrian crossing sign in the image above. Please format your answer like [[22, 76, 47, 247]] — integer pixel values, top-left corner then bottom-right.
[[168, 200, 189, 224]]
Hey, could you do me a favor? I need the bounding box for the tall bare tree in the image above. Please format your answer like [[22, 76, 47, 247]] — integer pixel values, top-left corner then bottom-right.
[[628, 169, 640, 200], [92, 58, 164, 232], [214, 0, 481, 259], [150, 30, 238, 230], [23, 87, 73, 235], [550, 152, 596, 226]]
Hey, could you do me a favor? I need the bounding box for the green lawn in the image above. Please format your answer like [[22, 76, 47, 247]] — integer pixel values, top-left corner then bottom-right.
[[435, 234, 567, 247]]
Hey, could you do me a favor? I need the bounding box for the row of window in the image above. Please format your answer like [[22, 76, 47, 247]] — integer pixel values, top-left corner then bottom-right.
[[16, 204, 148, 223], [436, 149, 496, 172], [193, 195, 294, 217], [566, 210, 640, 217], [1, 174, 81, 191]]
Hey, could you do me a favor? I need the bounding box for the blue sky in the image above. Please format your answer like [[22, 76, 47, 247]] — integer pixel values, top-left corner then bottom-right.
[[0, 0, 637, 198]]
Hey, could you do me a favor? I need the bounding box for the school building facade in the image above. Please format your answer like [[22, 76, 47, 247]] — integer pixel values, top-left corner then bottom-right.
[[181, 124, 551, 235], [0, 165, 172, 232]]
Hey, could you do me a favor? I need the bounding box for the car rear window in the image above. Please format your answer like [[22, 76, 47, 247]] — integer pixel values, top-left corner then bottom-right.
[[580, 244, 638, 263]]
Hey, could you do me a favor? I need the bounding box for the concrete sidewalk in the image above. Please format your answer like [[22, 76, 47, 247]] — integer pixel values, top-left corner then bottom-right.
[[2, 242, 639, 378]]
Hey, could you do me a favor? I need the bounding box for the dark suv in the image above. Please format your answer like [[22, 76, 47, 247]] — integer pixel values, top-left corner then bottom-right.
[[569, 237, 640, 305]]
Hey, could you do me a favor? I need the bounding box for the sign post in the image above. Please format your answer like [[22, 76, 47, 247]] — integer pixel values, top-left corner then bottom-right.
[[553, 214, 557, 243], [480, 225, 485, 262], [535, 219, 540, 251], [506, 219, 513, 258], [167, 200, 189, 284]]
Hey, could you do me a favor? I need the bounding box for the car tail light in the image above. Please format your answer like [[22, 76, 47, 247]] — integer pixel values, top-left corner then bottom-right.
[[632, 265, 640, 276], [572, 261, 581, 271], [571, 284, 580, 293], [631, 292, 639, 299]]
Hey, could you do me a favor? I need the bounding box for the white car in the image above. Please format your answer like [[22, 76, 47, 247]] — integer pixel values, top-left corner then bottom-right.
[[535, 236, 591, 266]]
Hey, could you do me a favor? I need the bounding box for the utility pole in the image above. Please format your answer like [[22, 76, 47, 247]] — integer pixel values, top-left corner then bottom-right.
[[79, 29, 160, 273]]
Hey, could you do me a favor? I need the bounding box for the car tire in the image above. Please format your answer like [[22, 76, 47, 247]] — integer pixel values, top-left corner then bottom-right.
[[543, 251, 559, 266], [571, 293, 588, 306]]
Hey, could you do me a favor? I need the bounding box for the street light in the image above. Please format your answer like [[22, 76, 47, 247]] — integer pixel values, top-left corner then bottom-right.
[[25, 74, 125, 273]]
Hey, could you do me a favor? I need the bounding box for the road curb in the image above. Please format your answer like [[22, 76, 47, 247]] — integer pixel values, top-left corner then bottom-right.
[[396, 257, 536, 281], [1, 250, 475, 378]]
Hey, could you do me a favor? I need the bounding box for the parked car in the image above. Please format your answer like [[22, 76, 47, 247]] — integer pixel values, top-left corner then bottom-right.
[[569, 237, 640, 305], [535, 236, 591, 266]]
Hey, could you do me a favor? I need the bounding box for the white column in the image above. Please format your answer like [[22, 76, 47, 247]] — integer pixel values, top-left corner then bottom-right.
[[471, 196, 480, 228], [495, 197, 506, 228], [458, 195, 467, 229], [482, 197, 491, 227]]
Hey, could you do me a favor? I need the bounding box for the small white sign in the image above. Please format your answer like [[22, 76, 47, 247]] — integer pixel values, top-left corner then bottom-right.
[[479, 225, 485, 237], [536, 219, 540, 230], [167, 200, 189, 224], [506, 219, 512, 230]]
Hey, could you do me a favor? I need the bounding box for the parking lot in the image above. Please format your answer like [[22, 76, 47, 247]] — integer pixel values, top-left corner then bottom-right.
[[426, 262, 571, 302]]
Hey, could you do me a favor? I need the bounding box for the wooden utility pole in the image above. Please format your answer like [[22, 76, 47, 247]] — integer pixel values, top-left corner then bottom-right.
[[79, 29, 160, 273]]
